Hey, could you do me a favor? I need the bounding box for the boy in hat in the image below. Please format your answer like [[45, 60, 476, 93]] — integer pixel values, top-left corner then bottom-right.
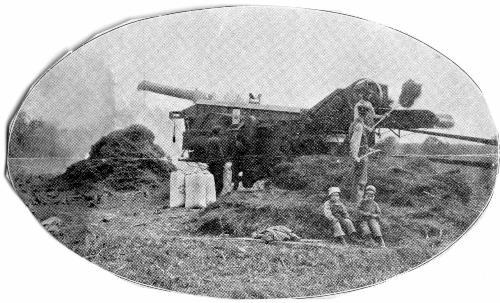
[[323, 187, 357, 245], [358, 185, 386, 247]]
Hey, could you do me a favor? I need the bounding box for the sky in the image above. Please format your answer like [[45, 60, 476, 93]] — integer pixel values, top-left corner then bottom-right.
[[19, 6, 497, 158]]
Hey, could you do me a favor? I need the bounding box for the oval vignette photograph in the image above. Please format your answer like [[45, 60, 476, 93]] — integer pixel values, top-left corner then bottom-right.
[[6, 6, 498, 299]]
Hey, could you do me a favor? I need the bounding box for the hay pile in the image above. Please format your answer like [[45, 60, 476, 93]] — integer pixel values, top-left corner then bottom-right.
[[196, 190, 337, 240], [370, 159, 471, 207], [270, 155, 471, 206], [52, 124, 175, 193], [271, 155, 351, 192], [196, 156, 476, 245]]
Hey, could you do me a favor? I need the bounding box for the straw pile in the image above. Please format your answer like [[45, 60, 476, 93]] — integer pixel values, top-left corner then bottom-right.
[[53, 124, 175, 193]]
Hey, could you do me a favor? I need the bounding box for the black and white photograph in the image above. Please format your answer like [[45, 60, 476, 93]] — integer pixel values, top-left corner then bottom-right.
[[3, 4, 499, 300]]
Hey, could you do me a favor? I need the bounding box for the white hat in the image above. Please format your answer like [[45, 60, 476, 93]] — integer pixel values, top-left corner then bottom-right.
[[328, 187, 341, 195], [365, 185, 376, 193]]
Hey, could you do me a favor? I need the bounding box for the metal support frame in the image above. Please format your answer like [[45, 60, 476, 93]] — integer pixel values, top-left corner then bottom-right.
[[388, 128, 401, 138]]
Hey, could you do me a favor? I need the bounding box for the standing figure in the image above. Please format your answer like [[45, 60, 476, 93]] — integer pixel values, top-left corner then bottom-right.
[[353, 99, 376, 127], [353, 90, 386, 147], [348, 102, 372, 205], [206, 126, 225, 196], [323, 187, 357, 245], [358, 185, 386, 247], [232, 133, 247, 190]]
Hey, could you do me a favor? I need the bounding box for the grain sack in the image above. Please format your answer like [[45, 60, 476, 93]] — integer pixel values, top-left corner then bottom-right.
[[204, 172, 217, 205], [185, 172, 207, 208], [220, 162, 233, 196], [169, 170, 185, 207]]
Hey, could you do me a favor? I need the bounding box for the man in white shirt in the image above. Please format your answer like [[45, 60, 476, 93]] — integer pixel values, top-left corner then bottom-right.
[[323, 187, 357, 245]]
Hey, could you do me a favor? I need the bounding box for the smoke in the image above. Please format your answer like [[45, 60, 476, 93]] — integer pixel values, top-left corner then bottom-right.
[[17, 51, 118, 158], [399, 79, 422, 108], [11, 49, 187, 162], [8, 111, 72, 158], [116, 98, 185, 166]]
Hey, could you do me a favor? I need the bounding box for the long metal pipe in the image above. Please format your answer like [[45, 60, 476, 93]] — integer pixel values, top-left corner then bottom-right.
[[137, 80, 213, 102], [405, 128, 498, 146]]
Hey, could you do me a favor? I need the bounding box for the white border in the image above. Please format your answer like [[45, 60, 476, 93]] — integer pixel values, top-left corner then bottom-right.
[[1, 1, 498, 302]]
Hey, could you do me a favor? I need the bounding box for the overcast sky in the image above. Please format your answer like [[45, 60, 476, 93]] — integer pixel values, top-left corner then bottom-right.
[[21, 6, 497, 156]]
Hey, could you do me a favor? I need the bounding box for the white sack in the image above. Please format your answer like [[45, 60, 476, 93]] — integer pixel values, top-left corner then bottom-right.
[[169, 170, 185, 207], [185, 173, 207, 208], [204, 172, 217, 205], [220, 162, 233, 196]]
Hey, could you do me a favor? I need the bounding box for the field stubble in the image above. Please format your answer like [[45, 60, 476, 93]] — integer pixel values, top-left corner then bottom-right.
[[9, 154, 494, 298]]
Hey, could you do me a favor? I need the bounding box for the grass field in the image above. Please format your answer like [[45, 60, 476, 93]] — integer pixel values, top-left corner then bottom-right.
[[28, 201, 440, 298], [85, 233, 438, 298], [7, 153, 496, 298]]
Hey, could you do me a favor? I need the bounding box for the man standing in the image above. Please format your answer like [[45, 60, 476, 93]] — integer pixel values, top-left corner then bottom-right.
[[206, 126, 225, 196], [323, 187, 357, 245], [231, 133, 247, 190], [348, 102, 372, 206], [358, 185, 386, 247]]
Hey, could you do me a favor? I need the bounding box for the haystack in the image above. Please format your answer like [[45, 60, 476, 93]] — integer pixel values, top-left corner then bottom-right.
[[270, 155, 471, 206], [53, 124, 175, 193], [197, 156, 475, 245]]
